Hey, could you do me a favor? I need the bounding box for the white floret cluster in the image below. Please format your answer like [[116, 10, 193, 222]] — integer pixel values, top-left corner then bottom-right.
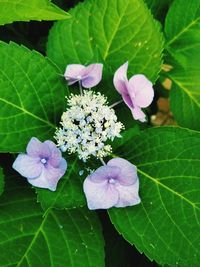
[[55, 90, 124, 161]]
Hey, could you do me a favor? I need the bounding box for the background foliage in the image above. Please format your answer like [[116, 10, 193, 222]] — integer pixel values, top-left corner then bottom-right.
[[0, 0, 199, 266]]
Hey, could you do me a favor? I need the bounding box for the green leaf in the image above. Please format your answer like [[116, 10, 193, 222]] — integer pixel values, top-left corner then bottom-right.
[[36, 156, 86, 210], [0, 175, 105, 267], [109, 126, 200, 267], [47, 0, 163, 84], [0, 168, 4, 197], [112, 126, 140, 150], [165, 0, 200, 130], [0, 0, 69, 25], [0, 41, 68, 152]]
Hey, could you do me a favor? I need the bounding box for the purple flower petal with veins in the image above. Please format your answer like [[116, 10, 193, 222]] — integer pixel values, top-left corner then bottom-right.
[[83, 158, 140, 210], [12, 137, 67, 191], [64, 63, 103, 88], [113, 62, 154, 122]]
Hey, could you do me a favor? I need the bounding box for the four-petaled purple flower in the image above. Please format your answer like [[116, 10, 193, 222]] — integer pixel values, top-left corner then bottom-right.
[[64, 63, 103, 88], [113, 62, 154, 122], [12, 137, 67, 191], [83, 158, 140, 210]]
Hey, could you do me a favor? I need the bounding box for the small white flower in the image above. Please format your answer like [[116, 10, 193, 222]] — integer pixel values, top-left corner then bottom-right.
[[55, 91, 124, 161]]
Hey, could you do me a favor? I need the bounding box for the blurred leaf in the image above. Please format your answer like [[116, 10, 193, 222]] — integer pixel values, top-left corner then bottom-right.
[[99, 211, 157, 267], [165, 0, 200, 130], [0, 41, 67, 152], [0, 168, 4, 197], [47, 0, 163, 91], [151, 97, 177, 126], [145, 0, 173, 22], [109, 126, 200, 267], [0, 175, 105, 267], [0, 0, 69, 26]]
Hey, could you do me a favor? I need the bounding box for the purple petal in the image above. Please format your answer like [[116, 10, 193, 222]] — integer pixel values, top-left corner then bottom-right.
[[12, 154, 42, 179], [26, 137, 42, 157], [64, 64, 85, 85], [44, 140, 62, 168], [81, 63, 103, 88], [122, 93, 133, 109], [107, 158, 138, 185], [67, 78, 80, 86], [89, 165, 121, 183], [28, 158, 67, 191], [128, 74, 154, 108], [58, 158, 68, 176], [131, 106, 146, 122], [115, 179, 140, 207], [113, 62, 129, 95], [26, 137, 51, 158], [83, 177, 119, 210]]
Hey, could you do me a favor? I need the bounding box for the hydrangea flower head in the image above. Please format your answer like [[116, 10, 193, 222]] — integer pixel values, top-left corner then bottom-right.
[[64, 63, 103, 88], [12, 137, 67, 191], [55, 91, 124, 161], [113, 62, 154, 122], [83, 158, 140, 210]]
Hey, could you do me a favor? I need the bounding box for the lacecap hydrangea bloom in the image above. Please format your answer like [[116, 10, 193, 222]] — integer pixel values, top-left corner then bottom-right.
[[12, 137, 67, 191], [12, 62, 154, 210], [54, 62, 154, 209], [55, 90, 124, 161]]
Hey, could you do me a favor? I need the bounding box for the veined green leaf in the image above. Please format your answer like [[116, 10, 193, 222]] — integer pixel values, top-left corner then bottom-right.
[[0, 176, 105, 267], [0, 0, 69, 25], [0, 41, 68, 152], [109, 126, 200, 267], [47, 0, 163, 84], [165, 0, 200, 130], [112, 126, 140, 150]]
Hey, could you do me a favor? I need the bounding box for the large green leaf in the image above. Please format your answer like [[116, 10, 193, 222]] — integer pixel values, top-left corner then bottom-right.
[[0, 175, 105, 267], [0, 0, 69, 25], [36, 156, 86, 210], [47, 0, 163, 84], [0, 168, 4, 197], [109, 127, 200, 267], [165, 0, 200, 130], [0, 41, 68, 152]]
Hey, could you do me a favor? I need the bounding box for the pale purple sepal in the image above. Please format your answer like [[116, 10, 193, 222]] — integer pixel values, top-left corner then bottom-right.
[[12, 137, 67, 191], [113, 62, 154, 122], [83, 158, 140, 210], [113, 61, 129, 95], [64, 63, 103, 88]]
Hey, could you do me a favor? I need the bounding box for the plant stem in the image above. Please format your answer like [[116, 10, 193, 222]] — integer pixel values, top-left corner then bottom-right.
[[109, 99, 123, 108], [79, 81, 83, 95], [100, 158, 106, 166]]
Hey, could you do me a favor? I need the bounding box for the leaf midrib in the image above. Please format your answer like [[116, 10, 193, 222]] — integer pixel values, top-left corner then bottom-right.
[[103, 1, 129, 60], [0, 96, 55, 129], [137, 158, 200, 167], [15, 209, 60, 267], [170, 77, 200, 108], [166, 17, 200, 46], [0, 0, 68, 17], [138, 169, 199, 210]]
